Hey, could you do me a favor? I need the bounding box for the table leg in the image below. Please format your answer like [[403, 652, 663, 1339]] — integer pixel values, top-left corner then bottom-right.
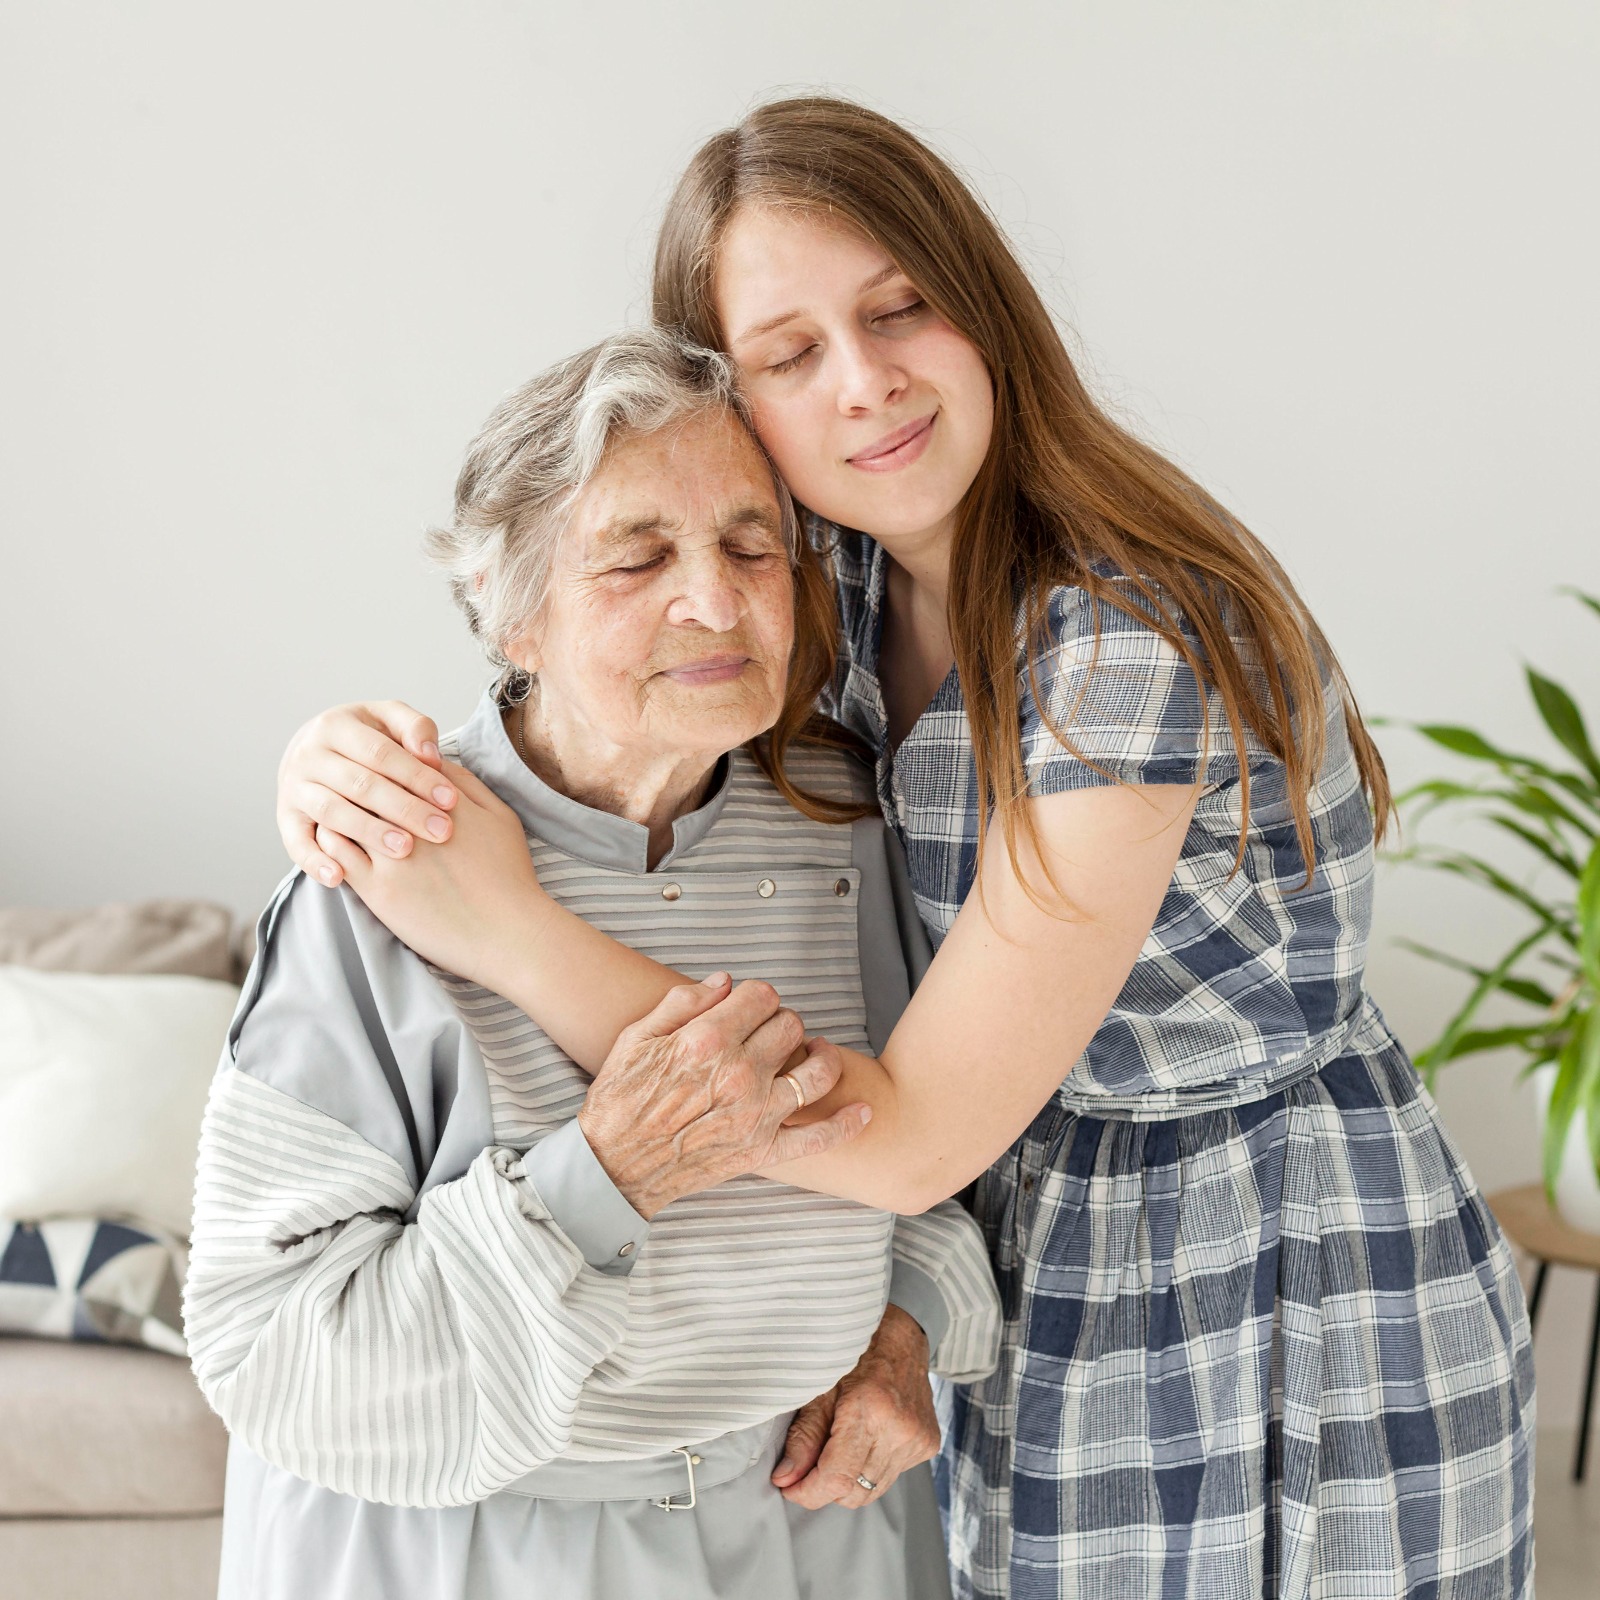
[[1576, 1274, 1600, 1483], [1527, 1260, 1549, 1330]]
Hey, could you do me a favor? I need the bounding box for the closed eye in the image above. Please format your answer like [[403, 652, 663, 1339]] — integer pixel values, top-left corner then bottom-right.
[[874, 299, 925, 326], [768, 344, 817, 376], [612, 554, 666, 574]]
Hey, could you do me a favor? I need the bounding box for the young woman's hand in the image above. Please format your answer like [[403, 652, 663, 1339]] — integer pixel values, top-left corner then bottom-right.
[[314, 759, 539, 989], [278, 701, 456, 887]]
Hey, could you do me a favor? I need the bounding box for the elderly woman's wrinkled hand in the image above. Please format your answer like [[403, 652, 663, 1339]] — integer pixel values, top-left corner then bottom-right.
[[315, 759, 540, 985], [771, 1305, 940, 1510], [577, 979, 871, 1219]]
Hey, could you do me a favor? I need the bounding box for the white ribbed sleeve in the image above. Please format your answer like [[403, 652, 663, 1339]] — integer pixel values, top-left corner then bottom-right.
[[889, 1203, 1002, 1383], [185, 1067, 634, 1508]]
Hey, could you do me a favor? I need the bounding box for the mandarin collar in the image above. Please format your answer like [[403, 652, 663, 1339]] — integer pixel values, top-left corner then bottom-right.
[[450, 689, 733, 874]]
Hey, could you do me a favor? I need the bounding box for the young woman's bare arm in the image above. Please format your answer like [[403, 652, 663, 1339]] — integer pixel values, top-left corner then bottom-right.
[[315, 736, 1195, 1215], [764, 779, 1194, 1210]]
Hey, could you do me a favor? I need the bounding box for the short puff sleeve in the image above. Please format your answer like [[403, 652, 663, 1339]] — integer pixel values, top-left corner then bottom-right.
[[1019, 580, 1273, 798]]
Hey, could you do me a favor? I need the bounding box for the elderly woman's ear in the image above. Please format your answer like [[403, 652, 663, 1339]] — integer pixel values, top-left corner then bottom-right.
[[506, 632, 543, 680]]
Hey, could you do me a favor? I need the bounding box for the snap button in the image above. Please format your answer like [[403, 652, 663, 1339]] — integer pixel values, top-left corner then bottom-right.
[[833, 878, 850, 897], [617, 1241, 635, 1258], [661, 883, 682, 902], [756, 878, 776, 898]]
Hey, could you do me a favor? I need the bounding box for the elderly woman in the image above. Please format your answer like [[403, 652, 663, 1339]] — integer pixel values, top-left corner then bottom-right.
[[184, 330, 1001, 1600]]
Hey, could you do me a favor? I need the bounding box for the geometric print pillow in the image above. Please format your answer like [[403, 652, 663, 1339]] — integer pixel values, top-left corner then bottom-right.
[[0, 1217, 187, 1357]]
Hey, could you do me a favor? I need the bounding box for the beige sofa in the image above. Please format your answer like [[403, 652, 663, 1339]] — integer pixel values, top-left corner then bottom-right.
[[0, 1337, 227, 1598], [0, 902, 244, 1600]]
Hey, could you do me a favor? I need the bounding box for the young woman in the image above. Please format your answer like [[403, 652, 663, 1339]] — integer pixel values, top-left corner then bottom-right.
[[275, 98, 1534, 1600]]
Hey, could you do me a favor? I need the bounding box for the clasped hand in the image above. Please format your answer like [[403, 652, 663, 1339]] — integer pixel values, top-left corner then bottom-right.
[[772, 1305, 942, 1510], [314, 759, 872, 1219]]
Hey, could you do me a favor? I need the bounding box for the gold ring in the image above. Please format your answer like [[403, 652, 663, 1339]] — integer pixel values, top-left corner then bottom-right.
[[782, 1073, 807, 1112]]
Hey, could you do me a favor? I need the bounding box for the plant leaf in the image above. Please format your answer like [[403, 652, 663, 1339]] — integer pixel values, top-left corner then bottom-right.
[[1500, 976, 1564, 1008], [1579, 838, 1600, 985], [1435, 1024, 1565, 1062], [1393, 778, 1488, 810], [1496, 780, 1597, 838], [1413, 848, 1575, 940], [1408, 722, 1591, 794], [1552, 771, 1600, 819], [1392, 774, 1597, 844], [1584, 1014, 1600, 1188], [1539, 950, 1581, 975], [1391, 937, 1558, 1008], [1559, 585, 1600, 624], [1417, 922, 1556, 1072], [1527, 667, 1600, 786], [1516, 1051, 1564, 1084], [1543, 1018, 1586, 1201], [1413, 724, 1519, 764], [1486, 815, 1582, 877]]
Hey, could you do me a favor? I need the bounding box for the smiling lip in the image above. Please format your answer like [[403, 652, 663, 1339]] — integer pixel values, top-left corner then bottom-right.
[[660, 655, 751, 685], [848, 412, 937, 473]]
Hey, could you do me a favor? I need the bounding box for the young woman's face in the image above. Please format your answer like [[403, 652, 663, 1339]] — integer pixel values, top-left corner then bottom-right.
[[714, 205, 994, 551]]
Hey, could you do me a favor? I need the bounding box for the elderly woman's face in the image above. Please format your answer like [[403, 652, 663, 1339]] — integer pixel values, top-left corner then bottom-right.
[[515, 409, 795, 765]]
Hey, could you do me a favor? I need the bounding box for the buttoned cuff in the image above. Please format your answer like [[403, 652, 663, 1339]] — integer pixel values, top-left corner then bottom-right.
[[516, 1118, 650, 1277], [886, 1258, 950, 1359]]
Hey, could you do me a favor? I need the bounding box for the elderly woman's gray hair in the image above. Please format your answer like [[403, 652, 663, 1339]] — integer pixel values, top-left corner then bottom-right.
[[426, 328, 798, 697]]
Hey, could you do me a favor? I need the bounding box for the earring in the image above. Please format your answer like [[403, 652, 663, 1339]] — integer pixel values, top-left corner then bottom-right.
[[499, 665, 534, 706]]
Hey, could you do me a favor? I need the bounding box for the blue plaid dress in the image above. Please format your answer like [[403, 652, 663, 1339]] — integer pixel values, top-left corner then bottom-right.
[[820, 524, 1535, 1600]]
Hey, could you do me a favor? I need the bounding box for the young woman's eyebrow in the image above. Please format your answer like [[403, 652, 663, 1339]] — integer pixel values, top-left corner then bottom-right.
[[730, 262, 904, 348]]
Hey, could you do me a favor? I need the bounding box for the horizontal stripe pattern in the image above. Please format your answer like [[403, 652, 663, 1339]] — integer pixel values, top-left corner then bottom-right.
[[186, 740, 999, 1507], [435, 744, 993, 1454]]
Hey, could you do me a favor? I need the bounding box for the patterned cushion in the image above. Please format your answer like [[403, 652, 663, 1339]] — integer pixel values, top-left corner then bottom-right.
[[0, 1217, 186, 1356]]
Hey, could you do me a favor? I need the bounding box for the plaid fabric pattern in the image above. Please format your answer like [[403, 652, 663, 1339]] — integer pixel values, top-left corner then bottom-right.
[[821, 523, 1535, 1599]]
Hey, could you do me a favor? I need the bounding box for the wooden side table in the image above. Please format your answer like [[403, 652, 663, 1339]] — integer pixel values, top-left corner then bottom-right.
[[1486, 1184, 1600, 1481]]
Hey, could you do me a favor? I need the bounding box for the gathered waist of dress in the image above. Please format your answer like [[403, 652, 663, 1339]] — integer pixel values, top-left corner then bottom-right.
[[1054, 997, 1381, 1124]]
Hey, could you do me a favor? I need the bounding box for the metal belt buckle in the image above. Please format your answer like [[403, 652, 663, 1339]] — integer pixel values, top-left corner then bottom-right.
[[652, 1447, 701, 1511]]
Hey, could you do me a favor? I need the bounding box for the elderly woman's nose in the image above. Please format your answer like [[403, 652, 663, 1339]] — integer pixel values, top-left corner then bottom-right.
[[666, 555, 747, 631]]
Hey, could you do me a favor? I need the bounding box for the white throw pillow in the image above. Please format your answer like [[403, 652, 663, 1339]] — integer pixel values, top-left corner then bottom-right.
[[0, 967, 240, 1239]]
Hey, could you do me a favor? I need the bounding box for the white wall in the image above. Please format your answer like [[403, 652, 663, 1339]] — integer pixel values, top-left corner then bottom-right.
[[4, 3, 1598, 1413]]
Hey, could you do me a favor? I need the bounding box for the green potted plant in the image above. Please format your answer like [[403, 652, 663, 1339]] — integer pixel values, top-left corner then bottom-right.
[[1385, 589, 1600, 1230]]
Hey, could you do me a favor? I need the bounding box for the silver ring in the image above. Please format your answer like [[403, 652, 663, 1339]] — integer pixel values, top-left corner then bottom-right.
[[855, 1473, 877, 1492], [781, 1072, 807, 1113]]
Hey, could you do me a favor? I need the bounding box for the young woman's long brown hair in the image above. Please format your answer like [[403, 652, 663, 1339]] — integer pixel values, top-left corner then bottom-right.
[[653, 95, 1391, 889]]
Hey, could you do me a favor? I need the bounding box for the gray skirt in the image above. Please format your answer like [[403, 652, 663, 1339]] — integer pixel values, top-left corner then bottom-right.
[[218, 1413, 954, 1600]]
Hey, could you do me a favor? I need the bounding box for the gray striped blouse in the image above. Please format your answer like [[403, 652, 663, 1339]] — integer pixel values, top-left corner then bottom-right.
[[184, 691, 1000, 1510]]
